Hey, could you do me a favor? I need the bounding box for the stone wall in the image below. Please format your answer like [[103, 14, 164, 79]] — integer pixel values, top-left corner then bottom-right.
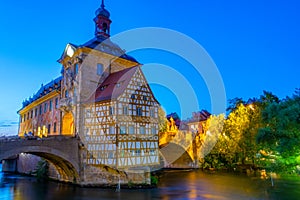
[[2, 156, 18, 172]]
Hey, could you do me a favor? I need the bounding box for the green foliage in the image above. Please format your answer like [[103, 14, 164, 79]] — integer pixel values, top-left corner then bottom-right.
[[223, 103, 261, 166], [257, 91, 300, 173], [201, 89, 300, 174], [158, 107, 168, 132], [227, 97, 245, 113], [200, 114, 225, 158], [150, 175, 158, 185], [33, 159, 49, 181], [127, 180, 134, 188]]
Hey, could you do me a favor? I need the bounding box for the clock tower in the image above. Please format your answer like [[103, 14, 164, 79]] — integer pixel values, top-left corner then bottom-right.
[[94, 0, 111, 38]]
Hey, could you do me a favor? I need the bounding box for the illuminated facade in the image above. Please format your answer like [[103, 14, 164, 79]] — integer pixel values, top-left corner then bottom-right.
[[18, 1, 160, 169], [187, 110, 211, 134], [18, 78, 62, 137]]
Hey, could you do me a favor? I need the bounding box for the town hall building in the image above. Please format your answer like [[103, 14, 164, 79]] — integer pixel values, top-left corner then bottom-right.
[[18, 1, 160, 170]]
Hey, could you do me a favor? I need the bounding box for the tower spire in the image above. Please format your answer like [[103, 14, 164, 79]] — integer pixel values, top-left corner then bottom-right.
[[94, 0, 111, 38]]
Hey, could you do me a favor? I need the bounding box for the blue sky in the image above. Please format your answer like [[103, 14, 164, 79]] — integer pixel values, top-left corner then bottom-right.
[[0, 0, 300, 134]]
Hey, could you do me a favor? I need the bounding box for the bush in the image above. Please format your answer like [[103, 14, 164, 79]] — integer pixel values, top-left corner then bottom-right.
[[33, 159, 49, 181], [151, 175, 158, 185]]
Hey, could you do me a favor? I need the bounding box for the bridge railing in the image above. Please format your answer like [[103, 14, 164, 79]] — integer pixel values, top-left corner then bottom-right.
[[0, 135, 76, 143], [0, 135, 21, 142]]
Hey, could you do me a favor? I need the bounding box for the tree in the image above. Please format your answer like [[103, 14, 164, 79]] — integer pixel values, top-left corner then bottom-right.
[[227, 98, 245, 113], [259, 90, 280, 108], [158, 107, 168, 133], [33, 159, 49, 181], [224, 102, 262, 166], [257, 91, 300, 173], [200, 114, 226, 168]]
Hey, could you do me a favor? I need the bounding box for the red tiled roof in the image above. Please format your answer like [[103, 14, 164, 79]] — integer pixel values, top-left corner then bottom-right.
[[87, 67, 138, 103]]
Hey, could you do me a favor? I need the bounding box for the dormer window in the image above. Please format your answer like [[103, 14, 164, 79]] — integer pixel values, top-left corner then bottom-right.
[[116, 81, 124, 88], [100, 84, 108, 91]]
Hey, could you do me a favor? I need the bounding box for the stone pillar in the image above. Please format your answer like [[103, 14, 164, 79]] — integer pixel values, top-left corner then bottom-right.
[[2, 156, 18, 172], [125, 166, 151, 185]]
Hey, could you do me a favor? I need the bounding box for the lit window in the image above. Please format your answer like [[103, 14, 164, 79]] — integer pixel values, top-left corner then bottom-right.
[[86, 109, 91, 118], [53, 122, 57, 133], [100, 85, 108, 91], [123, 106, 128, 115], [120, 150, 125, 157], [44, 103, 48, 113], [150, 149, 156, 155], [109, 126, 115, 134], [75, 63, 79, 75], [102, 23, 108, 33], [74, 88, 77, 97], [97, 63, 103, 75], [150, 108, 155, 118], [120, 126, 126, 134], [135, 149, 141, 156], [137, 107, 142, 116], [55, 98, 59, 108], [116, 81, 124, 88], [108, 152, 114, 159], [140, 126, 145, 134], [66, 45, 74, 57], [49, 100, 53, 111], [129, 125, 135, 134], [109, 106, 114, 115], [48, 124, 51, 134], [151, 127, 156, 135], [136, 142, 141, 148]]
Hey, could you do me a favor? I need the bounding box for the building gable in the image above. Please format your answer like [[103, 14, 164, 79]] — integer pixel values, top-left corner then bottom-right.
[[118, 67, 159, 106], [57, 43, 78, 64]]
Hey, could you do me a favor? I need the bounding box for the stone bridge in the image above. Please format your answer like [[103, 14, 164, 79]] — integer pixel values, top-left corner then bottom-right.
[[159, 131, 200, 169], [0, 136, 138, 186], [0, 136, 81, 182], [0, 133, 200, 185]]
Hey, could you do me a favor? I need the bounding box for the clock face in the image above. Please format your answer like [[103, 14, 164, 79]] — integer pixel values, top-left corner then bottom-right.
[[66, 45, 75, 57]]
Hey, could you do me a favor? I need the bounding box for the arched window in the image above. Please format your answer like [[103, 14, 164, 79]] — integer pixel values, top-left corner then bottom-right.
[[102, 23, 108, 33]]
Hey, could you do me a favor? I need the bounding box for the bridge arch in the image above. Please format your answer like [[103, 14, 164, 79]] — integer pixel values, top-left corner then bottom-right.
[[160, 142, 195, 168], [0, 138, 80, 183]]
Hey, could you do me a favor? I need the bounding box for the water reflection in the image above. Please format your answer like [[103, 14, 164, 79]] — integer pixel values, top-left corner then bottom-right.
[[0, 168, 300, 200]]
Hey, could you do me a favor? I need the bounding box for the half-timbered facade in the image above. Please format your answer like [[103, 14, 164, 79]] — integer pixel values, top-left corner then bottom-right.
[[84, 67, 159, 169]]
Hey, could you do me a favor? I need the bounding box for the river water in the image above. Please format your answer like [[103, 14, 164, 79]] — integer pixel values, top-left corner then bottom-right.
[[1, 165, 300, 200]]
